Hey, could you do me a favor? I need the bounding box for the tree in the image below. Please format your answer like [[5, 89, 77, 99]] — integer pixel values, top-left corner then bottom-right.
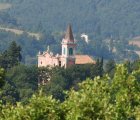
[[0, 82, 20, 104], [124, 60, 132, 73], [62, 64, 140, 119], [0, 64, 140, 119], [0, 92, 64, 120], [40, 65, 94, 101], [0, 41, 22, 69], [0, 51, 9, 69], [39, 66, 67, 101], [90, 58, 104, 78], [0, 68, 5, 88], [6, 65, 38, 102], [105, 59, 116, 77], [7, 41, 22, 68]]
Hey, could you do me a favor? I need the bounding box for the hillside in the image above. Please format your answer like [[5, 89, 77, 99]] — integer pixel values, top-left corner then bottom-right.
[[0, 0, 139, 63], [0, 27, 41, 40], [3, 0, 140, 40]]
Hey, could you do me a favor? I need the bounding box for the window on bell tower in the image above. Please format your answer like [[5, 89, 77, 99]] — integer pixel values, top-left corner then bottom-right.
[[69, 48, 73, 55], [63, 48, 66, 55]]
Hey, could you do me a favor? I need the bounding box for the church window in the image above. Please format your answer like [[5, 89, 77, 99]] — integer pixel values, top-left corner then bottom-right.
[[63, 48, 66, 55], [59, 61, 61, 67], [69, 48, 73, 55], [41, 61, 42, 64]]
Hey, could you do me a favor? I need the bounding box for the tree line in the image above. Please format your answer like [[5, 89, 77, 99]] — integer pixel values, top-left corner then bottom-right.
[[0, 64, 140, 119]]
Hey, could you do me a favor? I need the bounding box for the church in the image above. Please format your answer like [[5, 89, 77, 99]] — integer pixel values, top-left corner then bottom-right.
[[37, 24, 95, 68]]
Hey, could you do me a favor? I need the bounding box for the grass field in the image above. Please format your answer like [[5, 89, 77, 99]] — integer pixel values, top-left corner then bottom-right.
[[129, 36, 140, 47], [0, 27, 41, 40], [0, 3, 12, 10]]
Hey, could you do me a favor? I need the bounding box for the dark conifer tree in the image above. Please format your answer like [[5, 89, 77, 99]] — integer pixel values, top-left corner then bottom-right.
[[105, 59, 116, 78], [0, 68, 5, 88], [7, 41, 22, 68], [90, 57, 104, 78], [0, 41, 22, 69]]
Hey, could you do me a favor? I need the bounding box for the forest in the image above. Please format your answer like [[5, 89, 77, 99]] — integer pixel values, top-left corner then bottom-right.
[[0, 0, 139, 63], [0, 0, 140, 38], [0, 42, 140, 119]]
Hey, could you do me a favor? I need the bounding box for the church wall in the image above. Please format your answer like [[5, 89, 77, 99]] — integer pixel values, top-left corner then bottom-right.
[[52, 57, 59, 66], [60, 57, 67, 67], [38, 55, 47, 67], [38, 53, 59, 67]]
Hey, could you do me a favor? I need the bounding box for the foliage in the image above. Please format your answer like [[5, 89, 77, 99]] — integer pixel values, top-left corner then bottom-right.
[[5, 64, 38, 103], [62, 64, 140, 120], [0, 82, 20, 104], [4, 0, 140, 39], [0, 91, 64, 120], [7, 41, 22, 67], [0, 64, 140, 119], [0, 67, 5, 88], [39, 64, 101, 101], [0, 11, 17, 27], [105, 59, 116, 78], [90, 58, 104, 78], [0, 41, 21, 69]]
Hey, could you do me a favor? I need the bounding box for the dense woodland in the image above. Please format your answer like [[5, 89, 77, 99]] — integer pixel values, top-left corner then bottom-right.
[[3, 0, 140, 39], [0, 0, 139, 63], [0, 0, 140, 119]]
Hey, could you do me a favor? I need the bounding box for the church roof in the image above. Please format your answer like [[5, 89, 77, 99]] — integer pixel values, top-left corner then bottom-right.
[[75, 55, 96, 65], [64, 24, 74, 42]]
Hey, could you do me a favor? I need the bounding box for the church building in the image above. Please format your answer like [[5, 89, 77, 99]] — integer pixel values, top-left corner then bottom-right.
[[38, 24, 95, 68]]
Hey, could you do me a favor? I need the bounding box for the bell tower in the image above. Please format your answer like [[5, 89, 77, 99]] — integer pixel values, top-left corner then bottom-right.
[[61, 24, 76, 68]]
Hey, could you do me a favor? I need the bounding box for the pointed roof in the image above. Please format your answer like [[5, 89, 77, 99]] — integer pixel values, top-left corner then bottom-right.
[[65, 24, 74, 42]]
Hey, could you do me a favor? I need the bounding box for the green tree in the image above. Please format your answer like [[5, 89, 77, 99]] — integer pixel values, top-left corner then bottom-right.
[[39, 66, 66, 101], [0, 64, 140, 119], [0, 41, 22, 69], [0, 92, 64, 120], [90, 58, 104, 78], [0, 82, 20, 104], [0, 68, 5, 88], [62, 64, 140, 119], [0, 51, 9, 69], [40, 65, 94, 101], [7, 41, 22, 68], [6, 65, 38, 102], [105, 59, 116, 77]]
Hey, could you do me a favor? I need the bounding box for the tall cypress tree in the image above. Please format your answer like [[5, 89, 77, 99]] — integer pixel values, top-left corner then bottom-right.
[[7, 41, 22, 68], [90, 57, 104, 78], [105, 59, 116, 78], [0, 41, 22, 69], [0, 68, 5, 88]]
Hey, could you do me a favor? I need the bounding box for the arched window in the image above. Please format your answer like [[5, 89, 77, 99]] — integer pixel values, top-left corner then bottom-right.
[[69, 48, 73, 55], [63, 48, 66, 55]]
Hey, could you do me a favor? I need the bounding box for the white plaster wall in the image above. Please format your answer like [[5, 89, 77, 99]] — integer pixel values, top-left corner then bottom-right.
[[38, 53, 59, 67]]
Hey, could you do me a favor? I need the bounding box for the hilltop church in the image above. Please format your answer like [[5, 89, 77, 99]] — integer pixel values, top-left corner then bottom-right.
[[37, 25, 95, 68]]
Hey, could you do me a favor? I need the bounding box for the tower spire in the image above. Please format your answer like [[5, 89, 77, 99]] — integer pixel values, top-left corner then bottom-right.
[[65, 24, 74, 42]]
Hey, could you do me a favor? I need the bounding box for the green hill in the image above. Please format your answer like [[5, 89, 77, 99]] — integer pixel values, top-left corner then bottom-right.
[[0, 0, 140, 63], [4, 0, 140, 39]]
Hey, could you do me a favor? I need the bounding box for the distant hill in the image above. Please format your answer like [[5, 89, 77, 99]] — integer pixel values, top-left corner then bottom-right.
[[0, 0, 139, 63], [4, 0, 140, 40]]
